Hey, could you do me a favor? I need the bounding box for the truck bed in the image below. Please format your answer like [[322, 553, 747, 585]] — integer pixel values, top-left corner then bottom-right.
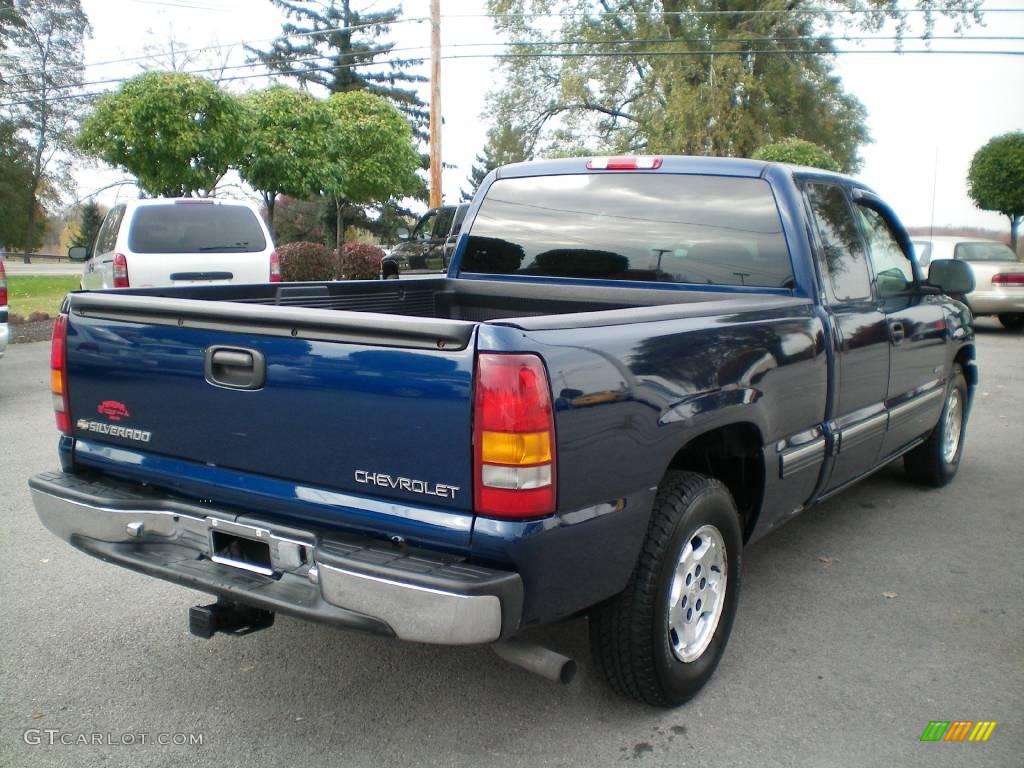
[[73, 276, 803, 334]]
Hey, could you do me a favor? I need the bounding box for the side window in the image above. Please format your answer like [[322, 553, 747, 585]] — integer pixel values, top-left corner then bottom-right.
[[450, 205, 468, 237], [805, 183, 872, 302], [94, 205, 125, 255], [432, 207, 455, 239], [413, 210, 439, 240], [856, 205, 914, 297]]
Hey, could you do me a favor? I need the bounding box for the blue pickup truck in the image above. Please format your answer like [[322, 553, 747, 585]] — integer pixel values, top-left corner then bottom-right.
[[30, 156, 976, 707]]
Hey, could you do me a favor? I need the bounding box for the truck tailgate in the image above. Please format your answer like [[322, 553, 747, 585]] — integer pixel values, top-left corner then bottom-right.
[[64, 293, 478, 518]]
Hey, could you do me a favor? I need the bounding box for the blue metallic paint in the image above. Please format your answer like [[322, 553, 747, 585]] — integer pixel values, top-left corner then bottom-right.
[[65, 314, 477, 513], [72, 439, 475, 552]]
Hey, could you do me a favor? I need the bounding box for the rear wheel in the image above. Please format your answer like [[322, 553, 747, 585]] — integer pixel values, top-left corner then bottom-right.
[[589, 471, 742, 707], [997, 313, 1024, 331], [904, 364, 968, 486]]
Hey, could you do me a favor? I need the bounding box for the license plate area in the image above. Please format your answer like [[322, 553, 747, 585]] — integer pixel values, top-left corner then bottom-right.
[[208, 521, 275, 577]]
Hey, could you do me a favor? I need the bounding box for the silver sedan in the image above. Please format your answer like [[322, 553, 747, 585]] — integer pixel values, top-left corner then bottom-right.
[[913, 236, 1024, 331]]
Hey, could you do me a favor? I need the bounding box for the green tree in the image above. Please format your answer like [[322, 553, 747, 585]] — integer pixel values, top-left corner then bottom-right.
[[70, 200, 104, 250], [461, 124, 531, 201], [0, 0, 90, 262], [271, 195, 328, 246], [247, 0, 427, 136], [753, 139, 841, 172], [77, 72, 245, 197], [485, 0, 981, 172], [321, 90, 421, 249], [968, 132, 1024, 251], [238, 86, 335, 234], [0, 118, 40, 250]]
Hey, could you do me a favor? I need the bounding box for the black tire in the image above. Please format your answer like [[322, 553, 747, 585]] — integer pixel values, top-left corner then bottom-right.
[[589, 471, 742, 707], [997, 313, 1024, 331], [904, 364, 968, 487], [382, 268, 399, 280]]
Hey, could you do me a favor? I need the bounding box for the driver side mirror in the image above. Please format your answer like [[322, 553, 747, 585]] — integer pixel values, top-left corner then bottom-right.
[[68, 246, 89, 261], [928, 258, 974, 295], [394, 227, 410, 241]]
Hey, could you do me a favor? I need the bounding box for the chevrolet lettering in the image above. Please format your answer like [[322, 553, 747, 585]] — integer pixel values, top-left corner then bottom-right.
[[354, 470, 460, 499]]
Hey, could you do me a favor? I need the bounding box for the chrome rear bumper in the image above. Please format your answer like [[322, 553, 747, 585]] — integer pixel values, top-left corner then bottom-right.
[[968, 288, 1024, 315], [29, 471, 521, 645]]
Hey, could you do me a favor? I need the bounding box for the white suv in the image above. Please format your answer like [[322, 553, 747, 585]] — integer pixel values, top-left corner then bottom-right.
[[70, 198, 280, 289]]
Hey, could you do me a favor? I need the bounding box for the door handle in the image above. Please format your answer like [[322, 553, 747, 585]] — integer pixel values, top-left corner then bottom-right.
[[205, 346, 266, 390], [889, 321, 905, 345]]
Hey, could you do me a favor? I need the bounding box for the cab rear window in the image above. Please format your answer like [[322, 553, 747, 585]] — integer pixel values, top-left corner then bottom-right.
[[460, 174, 793, 288], [128, 204, 267, 254]]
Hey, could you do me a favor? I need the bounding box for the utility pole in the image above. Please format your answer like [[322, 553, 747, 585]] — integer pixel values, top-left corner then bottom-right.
[[429, 0, 442, 208]]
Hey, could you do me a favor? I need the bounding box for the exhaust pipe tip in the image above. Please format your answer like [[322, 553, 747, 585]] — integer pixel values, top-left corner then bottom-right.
[[492, 639, 577, 684]]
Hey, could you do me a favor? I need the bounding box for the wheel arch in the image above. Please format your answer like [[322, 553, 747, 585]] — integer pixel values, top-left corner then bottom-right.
[[954, 343, 977, 407], [663, 421, 766, 543]]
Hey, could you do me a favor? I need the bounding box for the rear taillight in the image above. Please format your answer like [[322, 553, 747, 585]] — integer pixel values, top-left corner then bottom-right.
[[473, 353, 556, 519], [992, 272, 1024, 286], [0, 260, 7, 306], [50, 314, 71, 434], [112, 253, 129, 288], [270, 250, 281, 282]]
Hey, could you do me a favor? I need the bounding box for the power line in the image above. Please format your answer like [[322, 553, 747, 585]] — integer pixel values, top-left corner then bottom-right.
[[4, 15, 431, 81], [9, 4, 1024, 81], [452, 7, 1021, 19], [3, 42, 1022, 110], [2, 42, 411, 97], [6, 32, 1021, 96]]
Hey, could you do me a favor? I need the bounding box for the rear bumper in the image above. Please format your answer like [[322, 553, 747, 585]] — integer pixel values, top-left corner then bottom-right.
[[29, 471, 522, 645], [968, 288, 1024, 315]]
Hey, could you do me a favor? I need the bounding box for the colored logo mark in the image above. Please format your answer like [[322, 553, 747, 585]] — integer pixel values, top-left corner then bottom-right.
[[97, 400, 130, 421], [920, 721, 997, 742]]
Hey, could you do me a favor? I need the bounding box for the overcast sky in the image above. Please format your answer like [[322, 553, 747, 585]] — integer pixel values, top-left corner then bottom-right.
[[78, 0, 1024, 234]]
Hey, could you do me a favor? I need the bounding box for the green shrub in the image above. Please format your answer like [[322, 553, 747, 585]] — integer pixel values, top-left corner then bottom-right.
[[752, 139, 841, 172], [277, 241, 336, 282], [339, 242, 385, 280]]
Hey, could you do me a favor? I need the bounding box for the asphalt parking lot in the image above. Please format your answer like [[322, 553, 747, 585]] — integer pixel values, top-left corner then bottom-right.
[[1, 321, 1021, 768]]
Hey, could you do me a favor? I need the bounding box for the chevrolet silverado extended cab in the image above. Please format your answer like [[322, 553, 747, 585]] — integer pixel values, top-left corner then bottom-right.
[[30, 157, 977, 707]]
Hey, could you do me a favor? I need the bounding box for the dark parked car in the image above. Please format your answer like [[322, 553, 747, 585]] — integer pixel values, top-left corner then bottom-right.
[[382, 203, 469, 278]]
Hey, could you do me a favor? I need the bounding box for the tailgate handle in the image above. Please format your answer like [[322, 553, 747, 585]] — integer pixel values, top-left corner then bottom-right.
[[205, 347, 266, 390]]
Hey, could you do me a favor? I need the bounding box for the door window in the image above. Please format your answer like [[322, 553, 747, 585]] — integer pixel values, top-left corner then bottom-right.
[[856, 205, 915, 297], [805, 183, 872, 302]]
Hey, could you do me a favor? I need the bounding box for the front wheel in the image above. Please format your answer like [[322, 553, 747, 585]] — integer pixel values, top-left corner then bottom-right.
[[997, 313, 1024, 331], [589, 471, 742, 707], [904, 364, 968, 486]]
